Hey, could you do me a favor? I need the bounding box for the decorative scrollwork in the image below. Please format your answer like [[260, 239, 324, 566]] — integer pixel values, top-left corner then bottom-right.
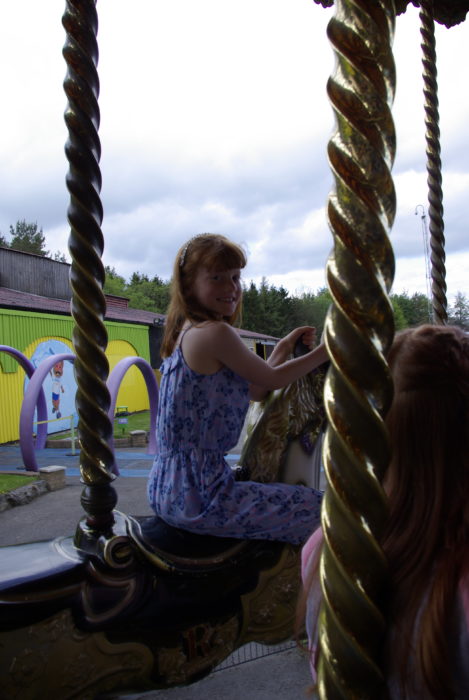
[[62, 0, 117, 537], [420, 0, 447, 324], [318, 1, 396, 697], [395, 0, 469, 29]]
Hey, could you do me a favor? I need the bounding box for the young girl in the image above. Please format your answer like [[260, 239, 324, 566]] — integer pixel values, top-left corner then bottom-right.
[[301, 324, 469, 698], [147, 233, 329, 545]]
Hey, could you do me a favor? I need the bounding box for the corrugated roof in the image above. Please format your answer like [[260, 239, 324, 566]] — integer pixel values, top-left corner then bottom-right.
[[0, 286, 164, 325], [0, 286, 278, 342]]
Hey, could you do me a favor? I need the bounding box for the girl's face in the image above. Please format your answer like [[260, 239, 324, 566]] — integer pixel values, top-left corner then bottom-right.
[[191, 266, 242, 319]]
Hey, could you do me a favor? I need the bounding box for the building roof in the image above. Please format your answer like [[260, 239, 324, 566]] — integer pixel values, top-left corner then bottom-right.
[[0, 286, 278, 343], [0, 285, 165, 325]]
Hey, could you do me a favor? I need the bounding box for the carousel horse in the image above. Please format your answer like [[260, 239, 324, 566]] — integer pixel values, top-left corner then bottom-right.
[[0, 351, 328, 699]]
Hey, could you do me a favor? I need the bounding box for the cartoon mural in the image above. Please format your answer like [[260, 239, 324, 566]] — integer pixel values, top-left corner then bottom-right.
[[25, 339, 78, 434]]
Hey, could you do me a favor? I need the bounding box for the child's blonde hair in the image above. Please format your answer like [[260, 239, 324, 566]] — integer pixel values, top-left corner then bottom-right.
[[161, 233, 247, 357]]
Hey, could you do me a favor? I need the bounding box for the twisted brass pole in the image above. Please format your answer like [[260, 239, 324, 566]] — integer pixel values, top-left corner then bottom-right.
[[62, 0, 117, 544], [318, 1, 396, 696], [419, 0, 447, 324]]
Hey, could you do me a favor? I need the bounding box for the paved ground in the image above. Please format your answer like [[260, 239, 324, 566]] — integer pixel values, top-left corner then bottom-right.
[[0, 445, 242, 544], [0, 442, 314, 699], [103, 646, 314, 700]]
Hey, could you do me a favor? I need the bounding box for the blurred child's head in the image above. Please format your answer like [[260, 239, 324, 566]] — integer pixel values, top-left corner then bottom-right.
[[384, 323, 469, 548]]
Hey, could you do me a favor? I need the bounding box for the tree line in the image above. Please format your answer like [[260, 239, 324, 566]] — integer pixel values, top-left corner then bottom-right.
[[2, 219, 469, 335], [105, 267, 469, 337]]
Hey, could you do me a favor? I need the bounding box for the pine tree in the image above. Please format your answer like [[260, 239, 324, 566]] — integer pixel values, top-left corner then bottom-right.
[[8, 220, 49, 256], [449, 292, 469, 330]]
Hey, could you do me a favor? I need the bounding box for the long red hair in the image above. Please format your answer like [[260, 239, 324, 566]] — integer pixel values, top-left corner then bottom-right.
[[382, 324, 469, 698], [299, 325, 469, 698]]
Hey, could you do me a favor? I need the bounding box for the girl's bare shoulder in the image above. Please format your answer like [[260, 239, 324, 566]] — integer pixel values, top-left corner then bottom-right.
[[190, 320, 239, 342], [181, 322, 241, 374]]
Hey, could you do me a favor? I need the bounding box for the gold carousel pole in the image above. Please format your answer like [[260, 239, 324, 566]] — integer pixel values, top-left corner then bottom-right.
[[317, 1, 397, 697], [62, 0, 117, 551], [419, 0, 447, 324]]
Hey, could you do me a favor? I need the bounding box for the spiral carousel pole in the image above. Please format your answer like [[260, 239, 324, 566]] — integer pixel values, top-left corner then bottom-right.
[[420, 0, 447, 324], [62, 0, 117, 547], [317, 1, 396, 697]]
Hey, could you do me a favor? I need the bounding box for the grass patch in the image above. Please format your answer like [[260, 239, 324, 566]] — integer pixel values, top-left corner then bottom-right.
[[0, 474, 38, 494], [113, 410, 150, 436], [47, 410, 151, 441]]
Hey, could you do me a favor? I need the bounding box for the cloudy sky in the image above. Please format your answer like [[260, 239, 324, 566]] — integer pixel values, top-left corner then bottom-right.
[[1, 1, 468, 303]]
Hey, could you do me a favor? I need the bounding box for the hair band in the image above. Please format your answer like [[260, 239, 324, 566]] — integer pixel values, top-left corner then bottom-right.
[[179, 233, 210, 268]]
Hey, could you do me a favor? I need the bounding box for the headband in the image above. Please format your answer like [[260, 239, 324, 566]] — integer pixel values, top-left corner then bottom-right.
[[179, 234, 210, 268]]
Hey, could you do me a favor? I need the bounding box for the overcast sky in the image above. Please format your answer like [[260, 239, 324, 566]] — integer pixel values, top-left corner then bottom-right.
[[1, 1, 468, 303]]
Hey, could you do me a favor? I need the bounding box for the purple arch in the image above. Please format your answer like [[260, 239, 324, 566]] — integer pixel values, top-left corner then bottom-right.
[[107, 357, 158, 476], [0, 345, 49, 463], [19, 353, 75, 472]]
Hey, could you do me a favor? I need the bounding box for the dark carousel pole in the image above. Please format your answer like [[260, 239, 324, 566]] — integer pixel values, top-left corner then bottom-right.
[[62, 0, 117, 550]]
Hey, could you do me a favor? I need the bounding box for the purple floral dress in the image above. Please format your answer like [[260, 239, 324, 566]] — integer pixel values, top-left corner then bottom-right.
[[147, 346, 322, 545]]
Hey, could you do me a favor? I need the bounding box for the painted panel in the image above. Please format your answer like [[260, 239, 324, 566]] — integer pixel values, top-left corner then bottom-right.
[[107, 340, 149, 413], [0, 369, 23, 444], [24, 339, 78, 436], [0, 310, 151, 442]]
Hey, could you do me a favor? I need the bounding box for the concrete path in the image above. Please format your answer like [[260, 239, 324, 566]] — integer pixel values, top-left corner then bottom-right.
[[0, 445, 238, 543], [103, 646, 313, 700]]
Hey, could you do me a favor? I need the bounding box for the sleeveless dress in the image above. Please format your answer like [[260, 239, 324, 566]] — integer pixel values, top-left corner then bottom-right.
[[147, 345, 323, 545]]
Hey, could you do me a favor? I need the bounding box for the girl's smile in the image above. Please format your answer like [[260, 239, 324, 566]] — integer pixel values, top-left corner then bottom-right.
[[192, 267, 242, 319]]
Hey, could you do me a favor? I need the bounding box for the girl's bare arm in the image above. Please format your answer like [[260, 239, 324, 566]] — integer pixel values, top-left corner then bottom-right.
[[184, 322, 328, 398]]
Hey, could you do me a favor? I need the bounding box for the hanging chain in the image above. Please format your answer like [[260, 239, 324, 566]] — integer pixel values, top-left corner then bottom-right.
[[420, 0, 448, 324]]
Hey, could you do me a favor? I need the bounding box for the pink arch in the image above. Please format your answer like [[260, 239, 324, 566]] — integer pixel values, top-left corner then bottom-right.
[[19, 353, 75, 472], [107, 356, 158, 475]]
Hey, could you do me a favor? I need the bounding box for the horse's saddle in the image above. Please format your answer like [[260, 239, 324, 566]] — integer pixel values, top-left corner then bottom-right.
[[127, 513, 250, 573], [0, 512, 283, 633]]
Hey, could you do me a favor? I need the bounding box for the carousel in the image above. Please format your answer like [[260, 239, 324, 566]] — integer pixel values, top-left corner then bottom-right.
[[0, 1, 467, 698]]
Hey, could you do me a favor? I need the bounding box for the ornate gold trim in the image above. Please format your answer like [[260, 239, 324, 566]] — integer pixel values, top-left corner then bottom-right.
[[0, 609, 153, 699]]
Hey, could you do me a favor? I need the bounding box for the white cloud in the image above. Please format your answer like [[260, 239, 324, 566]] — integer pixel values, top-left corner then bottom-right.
[[0, 1, 467, 305]]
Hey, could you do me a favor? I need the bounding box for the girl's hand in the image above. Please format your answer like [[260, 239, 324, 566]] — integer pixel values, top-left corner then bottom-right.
[[282, 326, 317, 355], [296, 327, 317, 352], [267, 326, 317, 368]]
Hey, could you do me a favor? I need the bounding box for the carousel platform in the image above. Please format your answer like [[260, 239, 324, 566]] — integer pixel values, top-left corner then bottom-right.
[[0, 443, 313, 699], [0, 404, 313, 699]]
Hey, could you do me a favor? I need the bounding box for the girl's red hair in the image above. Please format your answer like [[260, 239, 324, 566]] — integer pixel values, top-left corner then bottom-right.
[[299, 325, 469, 699], [383, 324, 469, 698], [161, 233, 247, 358]]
